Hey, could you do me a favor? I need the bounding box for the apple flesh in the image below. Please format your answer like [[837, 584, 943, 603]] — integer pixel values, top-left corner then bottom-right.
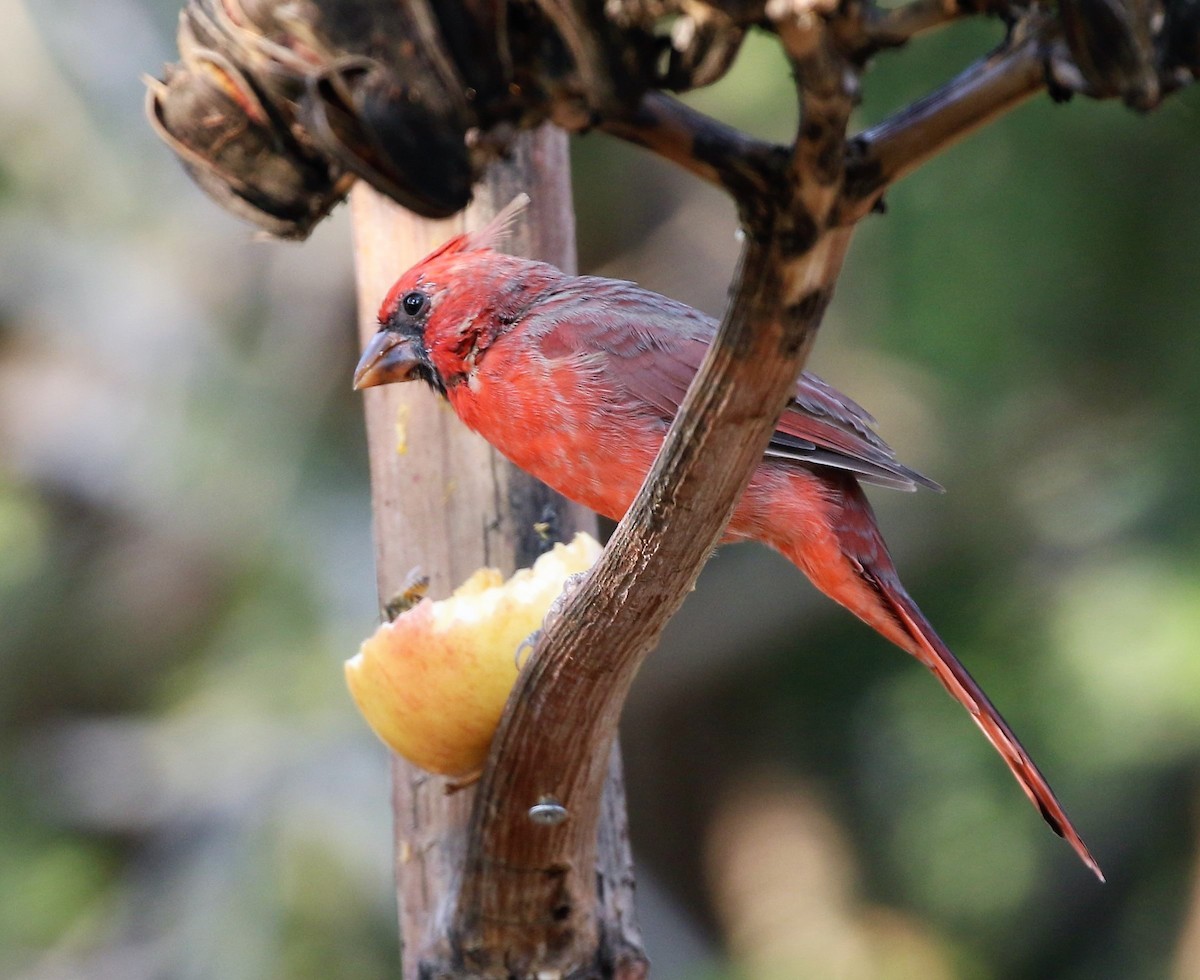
[[345, 532, 603, 777]]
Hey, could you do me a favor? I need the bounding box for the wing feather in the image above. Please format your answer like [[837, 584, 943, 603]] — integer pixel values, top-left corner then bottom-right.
[[524, 278, 939, 492]]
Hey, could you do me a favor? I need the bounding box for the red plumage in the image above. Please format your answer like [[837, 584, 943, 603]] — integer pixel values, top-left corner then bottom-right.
[[355, 205, 1102, 881]]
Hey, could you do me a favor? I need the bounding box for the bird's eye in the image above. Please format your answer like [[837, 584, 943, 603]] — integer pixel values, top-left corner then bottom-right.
[[402, 291, 427, 317]]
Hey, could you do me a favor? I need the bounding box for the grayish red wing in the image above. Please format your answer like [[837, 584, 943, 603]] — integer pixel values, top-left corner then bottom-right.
[[526, 277, 941, 493]]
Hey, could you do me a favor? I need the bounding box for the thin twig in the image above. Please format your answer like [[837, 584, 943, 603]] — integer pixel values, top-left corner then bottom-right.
[[841, 15, 1052, 220]]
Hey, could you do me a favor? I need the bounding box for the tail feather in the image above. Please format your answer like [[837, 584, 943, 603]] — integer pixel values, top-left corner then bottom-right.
[[760, 470, 1101, 878], [864, 567, 1104, 881]]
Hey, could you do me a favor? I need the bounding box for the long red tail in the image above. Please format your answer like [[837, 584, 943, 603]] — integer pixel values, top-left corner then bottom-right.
[[771, 473, 1103, 880], [861, 565, 1103, 881]]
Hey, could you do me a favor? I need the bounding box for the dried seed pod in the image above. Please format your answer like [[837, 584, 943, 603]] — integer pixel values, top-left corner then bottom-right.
[[148, 0, 492, 231], [300, 60, 473, 218], [145, 38, 347, 238], [147, 0, 666, 232], [1163, 0, 1200, 79], [190, 0, 323, 91], [660, 3, 745, 91], [1058, 0, 1163, 109], [534, 0, 656, 114], [426, 0, 514, 98]]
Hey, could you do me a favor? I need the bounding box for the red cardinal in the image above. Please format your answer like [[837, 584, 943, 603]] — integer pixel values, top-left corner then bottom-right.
[[354, 198, 1102, 880]]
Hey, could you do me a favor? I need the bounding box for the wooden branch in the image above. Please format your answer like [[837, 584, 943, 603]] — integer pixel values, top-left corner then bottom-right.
[[778, 12, 856, 224], [599, 91, 787, 204], [446, 221, 855, 978], [442, 18, 860, 978], [350, 189, 478, 979], [841, 15, 1052, 220], [350, 125, 642, 978]]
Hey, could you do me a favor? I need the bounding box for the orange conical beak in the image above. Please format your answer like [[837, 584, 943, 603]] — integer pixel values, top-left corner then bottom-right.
[[353, 330, 425, 389]]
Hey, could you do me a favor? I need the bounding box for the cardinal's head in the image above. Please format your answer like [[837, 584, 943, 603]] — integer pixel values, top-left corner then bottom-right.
[[353, 194, 555, 394]]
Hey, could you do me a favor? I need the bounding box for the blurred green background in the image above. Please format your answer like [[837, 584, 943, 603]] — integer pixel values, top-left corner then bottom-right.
[[3, 3, 1200, 977]]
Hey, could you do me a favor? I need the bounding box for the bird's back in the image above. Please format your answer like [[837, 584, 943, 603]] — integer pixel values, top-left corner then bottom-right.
[[449, 274, 935, 508]]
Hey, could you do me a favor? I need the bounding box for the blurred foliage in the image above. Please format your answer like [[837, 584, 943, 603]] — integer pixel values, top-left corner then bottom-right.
[[3, 2, 1200, 978]]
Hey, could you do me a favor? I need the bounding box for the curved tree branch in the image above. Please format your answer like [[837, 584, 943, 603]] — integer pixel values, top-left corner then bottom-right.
[[447, 214, 855, 980], [440, 11, 859, 974]]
